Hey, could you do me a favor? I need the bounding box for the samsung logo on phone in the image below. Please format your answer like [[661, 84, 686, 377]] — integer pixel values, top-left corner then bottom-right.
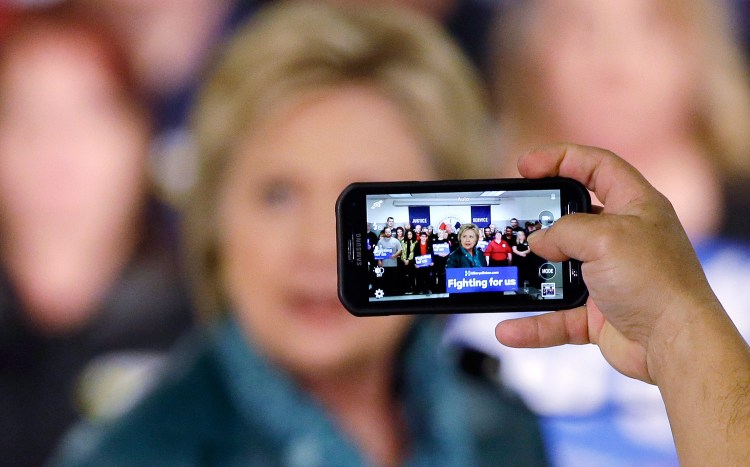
[[354, 233, 363, 266]]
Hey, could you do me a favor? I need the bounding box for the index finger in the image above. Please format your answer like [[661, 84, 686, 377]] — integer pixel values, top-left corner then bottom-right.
[[518, 143, 656, 213]]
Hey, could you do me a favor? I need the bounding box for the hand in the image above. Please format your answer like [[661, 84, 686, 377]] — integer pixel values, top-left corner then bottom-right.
[[495, 144, 722, 384]]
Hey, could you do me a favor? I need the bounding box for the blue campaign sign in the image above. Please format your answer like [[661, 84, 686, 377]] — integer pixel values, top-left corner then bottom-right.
[[432, 242, 450, 256], [446, 267, 518, 294], [471, 205, 491, 227], [415, 254, 433, 268], [373, 246, 393, 260], [408, 206, 431, 228]]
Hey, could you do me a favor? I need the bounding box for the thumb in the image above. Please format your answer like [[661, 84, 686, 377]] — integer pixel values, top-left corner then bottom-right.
[[528, 214, 607, 263]]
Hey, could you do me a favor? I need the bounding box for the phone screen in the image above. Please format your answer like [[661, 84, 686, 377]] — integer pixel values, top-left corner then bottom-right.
[[367, 188, 561, 300], [337, 178, 589, 315]]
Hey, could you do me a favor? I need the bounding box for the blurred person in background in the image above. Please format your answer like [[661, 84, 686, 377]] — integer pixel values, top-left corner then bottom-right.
[[53, 2, 547, 465], [492, 0, 750, 243], [68, 0, 259, 207], [0, 6, 193, 466], [447, 0, 750, 465]]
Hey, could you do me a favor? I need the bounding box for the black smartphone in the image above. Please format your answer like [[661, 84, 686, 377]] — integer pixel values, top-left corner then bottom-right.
[[336, 177, 591, 316]]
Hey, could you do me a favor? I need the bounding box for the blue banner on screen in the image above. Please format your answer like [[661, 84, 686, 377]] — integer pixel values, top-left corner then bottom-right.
[[373, 247, 393, 260], [446, 267, 519, 294], [415, 254, 433, 268], [432, 243, 450, 256], [471, 205, 491, 227], [408, 206, 431, 228]]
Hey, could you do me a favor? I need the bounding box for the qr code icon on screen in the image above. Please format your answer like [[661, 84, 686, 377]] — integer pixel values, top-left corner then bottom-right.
[[541, 283, 555, 299]]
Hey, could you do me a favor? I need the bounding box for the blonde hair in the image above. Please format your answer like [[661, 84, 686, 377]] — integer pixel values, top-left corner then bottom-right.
[[456, 223, 481, 249], [491, 0, 750, 178], [185, 1, 492, 317]]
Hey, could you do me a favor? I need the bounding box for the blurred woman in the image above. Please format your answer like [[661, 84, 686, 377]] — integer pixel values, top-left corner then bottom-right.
[[53, 2, 547, 465], [450, 0, 750, 465], [0, 6, 192, 465], [491, 0, 750, 243], [446, 223, 487, 268]]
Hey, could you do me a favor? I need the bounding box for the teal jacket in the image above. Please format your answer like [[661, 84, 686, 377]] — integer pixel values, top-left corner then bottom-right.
[[53, 318, 548, 466], [446, 247, 488, 269]]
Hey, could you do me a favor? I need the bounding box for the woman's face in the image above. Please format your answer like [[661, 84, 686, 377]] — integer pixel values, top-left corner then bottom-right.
[[218, 86, 433, 378], [460, 230, 478, 250], [530, 0, 698, 155], [406, 230, 414, 240], [516, 230, 526, 243], [0, 32, 147, 247]]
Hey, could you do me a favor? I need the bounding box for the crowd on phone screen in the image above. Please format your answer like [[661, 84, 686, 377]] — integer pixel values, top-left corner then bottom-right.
[[369, 217, 547, 297]]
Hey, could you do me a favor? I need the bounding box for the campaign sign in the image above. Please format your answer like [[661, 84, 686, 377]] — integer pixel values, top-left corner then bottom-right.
[[471, 205, 491, 227], [476, 240, 489, 252], [446, 267, 518, 294], [415, 254, 433, 268], [432, 242, 450, 256], [408, 206, 431, 228], [373, 246, 394, 260]]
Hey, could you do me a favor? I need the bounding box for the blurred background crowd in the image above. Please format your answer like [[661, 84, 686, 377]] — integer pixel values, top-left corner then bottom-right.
[[0, 0, 749, 466]]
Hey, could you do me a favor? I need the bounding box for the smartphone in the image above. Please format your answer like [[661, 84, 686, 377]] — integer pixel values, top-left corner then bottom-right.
[[336, 177, 591, 316]]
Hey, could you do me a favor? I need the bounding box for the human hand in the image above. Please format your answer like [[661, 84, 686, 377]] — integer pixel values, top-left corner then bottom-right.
[[495, 144, 723, 384]]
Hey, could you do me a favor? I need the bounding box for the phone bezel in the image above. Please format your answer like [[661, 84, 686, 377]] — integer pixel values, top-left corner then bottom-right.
[[336, 177, 591, 316]]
